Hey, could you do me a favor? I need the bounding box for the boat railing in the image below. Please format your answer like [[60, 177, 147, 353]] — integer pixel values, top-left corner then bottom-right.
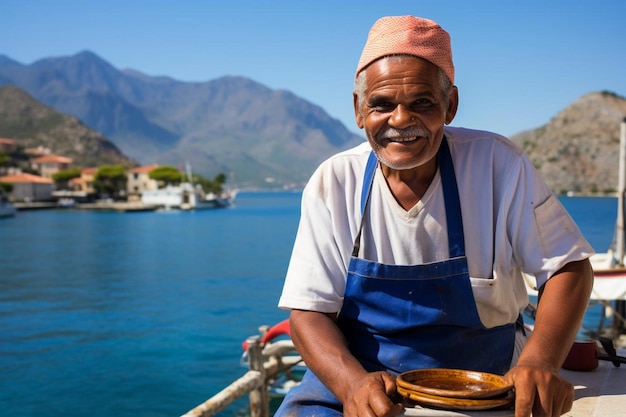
[[180, 334, 302, 417]]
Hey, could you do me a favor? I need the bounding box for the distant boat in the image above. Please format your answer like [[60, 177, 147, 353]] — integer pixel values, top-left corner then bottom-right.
[[57, 198, 77, 208], [205, 189, 238, 208], [0, 193, 17, 218], [142, 162, 238, 210], [141, 183, 236, 210]]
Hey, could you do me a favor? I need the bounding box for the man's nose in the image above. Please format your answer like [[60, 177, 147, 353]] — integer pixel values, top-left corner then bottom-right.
[[388, 105, 414, 128]]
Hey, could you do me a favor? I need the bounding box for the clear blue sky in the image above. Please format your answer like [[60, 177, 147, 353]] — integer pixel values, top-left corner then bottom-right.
[[3, 0, 625, 137]]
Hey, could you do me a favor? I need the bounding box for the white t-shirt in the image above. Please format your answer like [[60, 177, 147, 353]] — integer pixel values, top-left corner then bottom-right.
[[278, 127, 594, 328]]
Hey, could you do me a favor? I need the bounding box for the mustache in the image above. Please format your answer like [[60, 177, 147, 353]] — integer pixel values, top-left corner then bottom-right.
[[376, 126, 430, 140]]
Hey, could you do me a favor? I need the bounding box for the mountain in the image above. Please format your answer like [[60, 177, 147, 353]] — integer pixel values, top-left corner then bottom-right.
[[0, 51, 364, 188], [5, 51, 621, 194], [510, 91, 626, 195], [0, 85, 135, 168]]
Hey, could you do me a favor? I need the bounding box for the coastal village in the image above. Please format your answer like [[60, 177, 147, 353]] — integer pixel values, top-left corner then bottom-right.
[[0, 137, 236, 214]]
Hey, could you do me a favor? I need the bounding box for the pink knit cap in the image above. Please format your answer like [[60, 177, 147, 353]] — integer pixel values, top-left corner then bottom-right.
[[356, 16, 454, 83]]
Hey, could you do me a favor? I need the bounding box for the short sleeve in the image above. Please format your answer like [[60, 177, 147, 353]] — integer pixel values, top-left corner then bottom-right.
[[531, 194, 594, 288]]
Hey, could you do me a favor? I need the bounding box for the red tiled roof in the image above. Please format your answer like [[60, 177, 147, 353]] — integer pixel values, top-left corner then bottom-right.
[[0, 138, 16, 145], [128, 164, 159, 174], [0, 173, 54, 184], [31, 154, 73, 164], [81, 167, 98, 175]]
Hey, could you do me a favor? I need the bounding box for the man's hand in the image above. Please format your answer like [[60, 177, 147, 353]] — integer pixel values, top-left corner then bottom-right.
[[506, 259, 592, 416], [505, 364, 574, 417], [342, 371, 404, 417], [290, 309, 405, 417]]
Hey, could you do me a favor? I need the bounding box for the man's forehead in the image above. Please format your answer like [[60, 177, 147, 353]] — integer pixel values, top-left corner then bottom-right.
[[364, 56, 441, 88]]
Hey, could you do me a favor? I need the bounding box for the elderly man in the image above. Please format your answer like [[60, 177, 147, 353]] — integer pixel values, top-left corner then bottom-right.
[[275, 16, 594, 417]]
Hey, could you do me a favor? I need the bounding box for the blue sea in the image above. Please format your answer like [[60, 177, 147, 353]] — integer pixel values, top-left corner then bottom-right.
[[0, 193, 619, 417]]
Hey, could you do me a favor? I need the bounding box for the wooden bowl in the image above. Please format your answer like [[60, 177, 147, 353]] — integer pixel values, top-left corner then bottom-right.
[[397, 368, 513, 399], [397, 385, 515, 411]]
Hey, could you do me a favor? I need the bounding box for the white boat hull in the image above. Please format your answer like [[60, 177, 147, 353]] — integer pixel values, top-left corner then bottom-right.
[[141, 183, 236, 210]]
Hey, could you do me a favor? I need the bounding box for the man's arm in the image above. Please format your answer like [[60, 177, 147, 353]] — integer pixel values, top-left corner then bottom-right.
[[506, 259, 594, 417], [290, 309, 404, 417]]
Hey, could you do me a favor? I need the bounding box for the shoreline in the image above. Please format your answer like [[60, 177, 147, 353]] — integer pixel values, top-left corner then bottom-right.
[[14, 201, 159, 212]]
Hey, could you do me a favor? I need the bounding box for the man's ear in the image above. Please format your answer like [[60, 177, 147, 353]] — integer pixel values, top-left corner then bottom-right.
[[445, 86, 459, 125], [353, 93, 364, 129]]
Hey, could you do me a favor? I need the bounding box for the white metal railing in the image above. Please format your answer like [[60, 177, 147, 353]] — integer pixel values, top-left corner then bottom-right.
[[181, 335, 301, 417]]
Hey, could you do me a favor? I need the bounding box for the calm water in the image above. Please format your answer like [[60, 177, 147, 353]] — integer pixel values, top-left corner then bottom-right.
[[0, 193, 618, 417]]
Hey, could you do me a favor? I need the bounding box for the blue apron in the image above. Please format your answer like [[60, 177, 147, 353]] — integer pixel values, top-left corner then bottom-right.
[[275, 138, 516, 417]]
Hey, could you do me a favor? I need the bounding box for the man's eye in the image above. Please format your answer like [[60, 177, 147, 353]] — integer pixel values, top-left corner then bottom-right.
[[414, 99, 433, 106], [412, 99, 436, 109], [370, 102, 393, 111]]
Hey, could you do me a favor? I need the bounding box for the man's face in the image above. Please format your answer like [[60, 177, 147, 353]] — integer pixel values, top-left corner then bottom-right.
[[354, 56, 457, 171]]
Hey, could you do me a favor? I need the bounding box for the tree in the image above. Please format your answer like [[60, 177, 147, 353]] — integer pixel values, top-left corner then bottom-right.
[[149, 165, 183, 186], [211, 173, 227, 194], [94, 165, 127, 199], [0, 182, 13, 193], [52, 167, 82, 189], [192, 172, 227, 194]]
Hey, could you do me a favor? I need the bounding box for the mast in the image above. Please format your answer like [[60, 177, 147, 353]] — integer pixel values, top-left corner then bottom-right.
[[616, 118, 626, 266], [185, 161, 193, 186]]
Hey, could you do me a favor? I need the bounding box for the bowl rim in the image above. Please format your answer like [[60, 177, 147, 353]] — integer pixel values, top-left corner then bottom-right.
[[396, 368, 514, 399]]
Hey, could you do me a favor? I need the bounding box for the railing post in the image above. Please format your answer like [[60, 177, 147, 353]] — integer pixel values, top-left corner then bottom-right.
[[247, 336, 269, 417]]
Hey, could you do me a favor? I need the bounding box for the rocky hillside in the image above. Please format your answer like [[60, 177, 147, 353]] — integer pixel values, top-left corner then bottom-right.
[[0, 85, 136, 168], [0, 51, 364, 189], [510, 91, 626, 195]]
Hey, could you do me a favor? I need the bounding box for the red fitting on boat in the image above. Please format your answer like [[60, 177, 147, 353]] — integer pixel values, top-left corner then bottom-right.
[[242, 319, 291, 351]]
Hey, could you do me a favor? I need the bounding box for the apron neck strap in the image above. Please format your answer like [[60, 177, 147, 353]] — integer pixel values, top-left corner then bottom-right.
[[360, 151, 379, 213], [438, 137, 466, 258], [352, 152, 379, 257]]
